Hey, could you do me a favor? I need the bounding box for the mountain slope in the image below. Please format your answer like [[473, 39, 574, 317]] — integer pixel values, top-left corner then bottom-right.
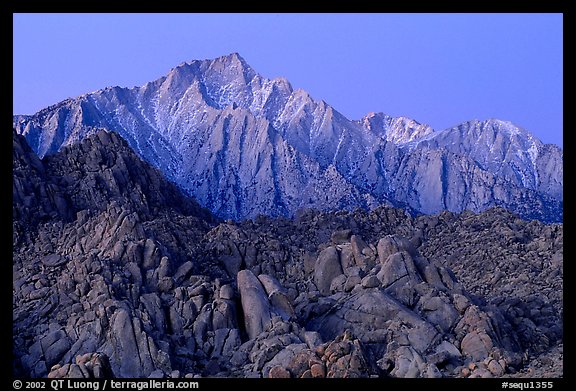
[[13, 53, 562, 222], [413, 119, 563, 200], [13, 130, 221, 377]]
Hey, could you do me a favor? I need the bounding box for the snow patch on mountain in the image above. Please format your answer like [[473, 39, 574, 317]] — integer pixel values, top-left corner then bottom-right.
[[13, 53, 563, 222]]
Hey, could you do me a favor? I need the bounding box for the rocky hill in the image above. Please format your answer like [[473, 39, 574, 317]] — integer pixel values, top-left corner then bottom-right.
[[13, 130, 562, 378], [13, 53, 563, 222]]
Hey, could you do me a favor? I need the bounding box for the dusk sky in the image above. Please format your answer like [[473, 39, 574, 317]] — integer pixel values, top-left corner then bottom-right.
[[13, 13, 563, 147]]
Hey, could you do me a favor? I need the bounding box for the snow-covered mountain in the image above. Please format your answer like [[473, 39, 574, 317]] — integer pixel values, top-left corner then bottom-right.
[[13, 53, 563, 222]]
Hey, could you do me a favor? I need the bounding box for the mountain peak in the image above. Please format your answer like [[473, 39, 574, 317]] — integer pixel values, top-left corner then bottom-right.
[[485, 118, 527, 137], [207, 52, 255, 76], [361, 112, 435, 145], [167, 53, 256, 84], [209, 52, 248, 67], [458, 118, 537, 143], [225, 51, 247, 63], [13, 54, 563, 222]]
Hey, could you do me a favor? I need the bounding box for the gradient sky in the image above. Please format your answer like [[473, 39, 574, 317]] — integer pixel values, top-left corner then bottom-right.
[[13, 13, 563, 147]]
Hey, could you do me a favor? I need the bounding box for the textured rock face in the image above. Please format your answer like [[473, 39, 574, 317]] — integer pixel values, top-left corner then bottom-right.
[[14, 53, 562, 222], [13, 130, 218, 378], [13, 130, 562, 378], [48, 353, 113, 378], [416, 119, 563, 201], [418, 209, 563, 358], [237, 270, 272, 339], [12, 131, 72, 231], [313, 247, 343, 295]]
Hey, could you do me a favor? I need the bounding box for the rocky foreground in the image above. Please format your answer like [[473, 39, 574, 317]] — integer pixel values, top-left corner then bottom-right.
[[13, 130, 563, 378]]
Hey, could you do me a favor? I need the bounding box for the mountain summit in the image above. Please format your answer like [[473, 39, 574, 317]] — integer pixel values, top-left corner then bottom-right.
[[14, 53, 563, 221]]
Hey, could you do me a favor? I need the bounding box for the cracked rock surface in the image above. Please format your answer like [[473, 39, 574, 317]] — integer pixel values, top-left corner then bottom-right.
[[13, 130, 562, 378]]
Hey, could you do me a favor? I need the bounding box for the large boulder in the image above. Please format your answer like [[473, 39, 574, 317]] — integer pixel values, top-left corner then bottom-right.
[[48, 353, 113, 378], [350, 234, 375, 268], [377, 235, 417, 263], [237, 270, 272, 339], [314, 247, 343, 295]]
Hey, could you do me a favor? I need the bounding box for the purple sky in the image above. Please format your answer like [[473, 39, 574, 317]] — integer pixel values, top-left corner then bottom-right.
[[13, 13, 563, 147]]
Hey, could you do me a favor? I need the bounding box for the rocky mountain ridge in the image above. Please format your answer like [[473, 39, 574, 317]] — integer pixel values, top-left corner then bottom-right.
[[13, 53, 563, 222], [13, 130, 562, 378]]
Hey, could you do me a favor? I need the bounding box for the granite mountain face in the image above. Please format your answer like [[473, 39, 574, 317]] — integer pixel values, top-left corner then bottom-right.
[[13, 53, 563, 221]]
